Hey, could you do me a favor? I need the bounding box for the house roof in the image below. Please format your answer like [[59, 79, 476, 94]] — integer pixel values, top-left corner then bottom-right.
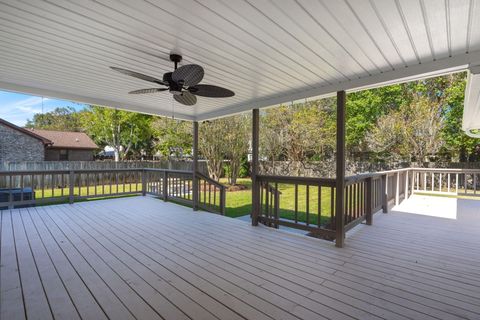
[[0, 118, 52, 144], [0, 1, 479, 121], [26, 129, 98, 150]]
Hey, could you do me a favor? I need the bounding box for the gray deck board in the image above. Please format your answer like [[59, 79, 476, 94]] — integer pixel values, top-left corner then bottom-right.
[[1, 196, 480, 320]]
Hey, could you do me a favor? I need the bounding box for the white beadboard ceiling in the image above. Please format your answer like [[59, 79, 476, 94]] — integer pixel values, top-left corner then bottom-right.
[[1, 0, 480, 121]]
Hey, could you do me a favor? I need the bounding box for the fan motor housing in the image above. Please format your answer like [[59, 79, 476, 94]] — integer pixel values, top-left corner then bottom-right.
[[170, 54, 182, 63]]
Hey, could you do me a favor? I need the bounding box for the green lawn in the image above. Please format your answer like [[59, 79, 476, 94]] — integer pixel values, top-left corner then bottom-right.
[[221, 178, 335, 226]]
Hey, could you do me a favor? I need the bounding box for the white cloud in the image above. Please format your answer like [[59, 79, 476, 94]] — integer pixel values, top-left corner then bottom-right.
[[0, 97, 51, 118]]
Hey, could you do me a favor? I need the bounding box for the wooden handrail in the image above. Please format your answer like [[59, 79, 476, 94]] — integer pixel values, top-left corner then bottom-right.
[[257, 174, 336, 186]]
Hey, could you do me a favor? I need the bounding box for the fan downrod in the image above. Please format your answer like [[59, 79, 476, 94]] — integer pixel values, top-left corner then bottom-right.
[[170, 54, 182, 69]]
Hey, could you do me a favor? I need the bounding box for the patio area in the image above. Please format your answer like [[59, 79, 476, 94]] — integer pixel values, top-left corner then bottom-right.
[[2, 196, 479, 320]]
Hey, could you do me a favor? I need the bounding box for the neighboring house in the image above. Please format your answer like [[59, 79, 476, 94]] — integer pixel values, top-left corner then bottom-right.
[[0, 118, 98, 161]]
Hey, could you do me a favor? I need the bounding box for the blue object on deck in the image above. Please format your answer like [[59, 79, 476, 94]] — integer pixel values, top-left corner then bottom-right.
[[0, 187, 35, 209]]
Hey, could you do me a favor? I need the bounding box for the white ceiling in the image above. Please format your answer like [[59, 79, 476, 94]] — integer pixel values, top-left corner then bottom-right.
[[1, 0, 480, 121]]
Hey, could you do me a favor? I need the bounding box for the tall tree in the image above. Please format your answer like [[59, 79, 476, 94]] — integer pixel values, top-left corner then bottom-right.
[[260, 106, 290, 172], [152, 117, 193, 158], [199, 119, 227, 180], [223, 115, 250, 185], [81, 106, 153, 161], [25, 106, 83, 131], [367, 96, 444, 163]]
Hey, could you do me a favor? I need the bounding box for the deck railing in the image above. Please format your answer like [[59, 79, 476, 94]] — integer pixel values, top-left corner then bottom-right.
[[256, 175, 337, 239], [411, 168, 480, 196], [0, 168, 226, 215], [255, 168, 417, 240]]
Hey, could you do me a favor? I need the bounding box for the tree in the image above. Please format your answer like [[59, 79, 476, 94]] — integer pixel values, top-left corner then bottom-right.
[[366, 109, 404, 161], [223, 115, 250, 185], [260, 100, 336, 174], [402, 96, 444, 163], [81, 106, 153, 161], [199, 120, 227, 180], [367, 96, 444, 163], [152, 117, 192, 158], [439, 72, 479, 161], [25, 106, 83, 131], [260, 106, 290, 172]]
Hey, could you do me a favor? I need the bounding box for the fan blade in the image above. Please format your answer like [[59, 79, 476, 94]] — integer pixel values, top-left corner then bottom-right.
[[189, 84, 235, 98], [128, 88, 168, 94], [174, 91, 197, 106], [110, 67, 167, 85], [172, 64, 204, 87]]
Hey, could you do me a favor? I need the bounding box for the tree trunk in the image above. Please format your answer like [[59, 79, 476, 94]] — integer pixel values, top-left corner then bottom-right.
[[114, 148, 120, 162]]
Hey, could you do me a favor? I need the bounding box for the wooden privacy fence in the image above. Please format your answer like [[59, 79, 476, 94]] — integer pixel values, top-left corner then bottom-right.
[[0, 160, 209, 183], [0, 168, 225, 215], [255, 167, 473, 240]]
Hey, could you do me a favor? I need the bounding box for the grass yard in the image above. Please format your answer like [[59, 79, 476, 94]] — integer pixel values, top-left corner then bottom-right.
[[221, 178, 335, 226]]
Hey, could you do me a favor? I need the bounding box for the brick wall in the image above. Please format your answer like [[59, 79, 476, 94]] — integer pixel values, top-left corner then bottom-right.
[[0, 123, 45, 161]]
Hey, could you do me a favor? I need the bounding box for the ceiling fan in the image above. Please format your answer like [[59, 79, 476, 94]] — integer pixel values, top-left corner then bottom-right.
[[110, 54, 234, 106]]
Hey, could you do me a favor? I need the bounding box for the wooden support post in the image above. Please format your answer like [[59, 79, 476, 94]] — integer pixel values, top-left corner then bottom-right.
[[69, 170, 75, 204], [335, 91, 346, 248], [365, 177, 373, 226], [192, 121, 199, 211], [251, 109, 260, 226], [381, 174, 388, 213]]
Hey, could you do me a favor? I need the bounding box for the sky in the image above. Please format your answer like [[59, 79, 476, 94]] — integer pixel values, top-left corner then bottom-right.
[[0, 90, 86, 126]]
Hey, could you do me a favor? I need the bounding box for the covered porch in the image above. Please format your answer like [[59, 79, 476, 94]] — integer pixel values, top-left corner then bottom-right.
[[2, 195, 479, 320], [2, 1, 480, 319]]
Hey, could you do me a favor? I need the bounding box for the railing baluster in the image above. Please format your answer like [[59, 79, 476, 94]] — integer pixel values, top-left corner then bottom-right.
[[306, 184, 310, 226], [20, 174, 24, 202], [447, 173, 450, 193], [60, 173, 64, 197], [330, 187, 335, 228], [317, 186, 321, 228], [431, 172, 434, 192], [86, 173, 90, 197], [475, 174, 477, 195], [294, 184, 298, 224]]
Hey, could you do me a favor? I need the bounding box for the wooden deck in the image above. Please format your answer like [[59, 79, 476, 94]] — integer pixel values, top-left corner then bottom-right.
[[1, 196, 480, 320]]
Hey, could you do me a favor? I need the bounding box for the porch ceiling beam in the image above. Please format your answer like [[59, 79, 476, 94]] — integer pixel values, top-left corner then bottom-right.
[[0, 80, 196, 121], [197, 50, 480, 121]]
